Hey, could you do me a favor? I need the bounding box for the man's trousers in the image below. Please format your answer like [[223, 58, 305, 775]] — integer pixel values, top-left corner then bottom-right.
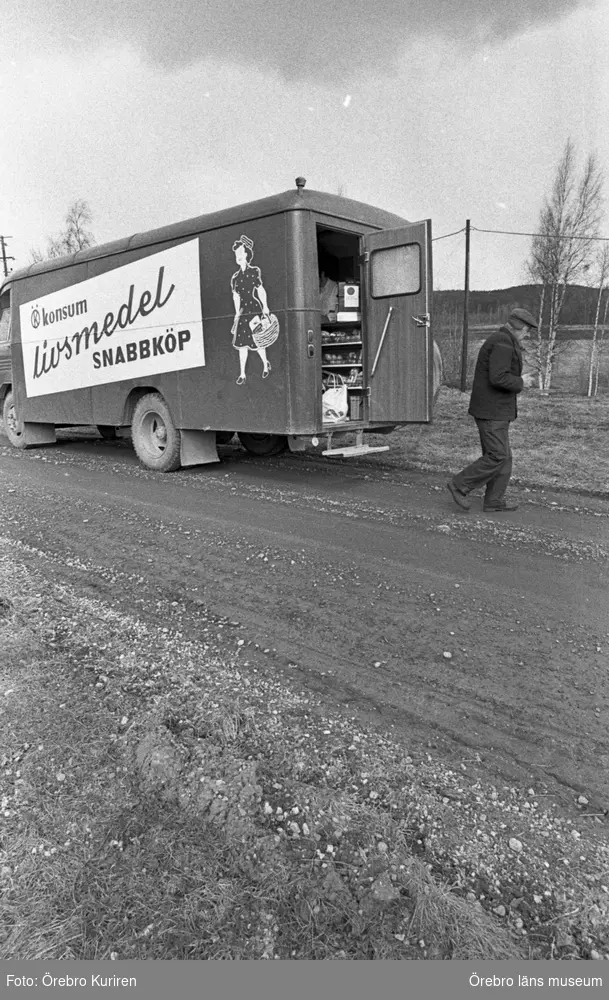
[[453, 418, 512, 504]]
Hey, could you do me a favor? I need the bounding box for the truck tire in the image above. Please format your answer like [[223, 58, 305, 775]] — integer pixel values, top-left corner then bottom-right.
[[3, 390, 26, 449], [237, 432, 287, 457], [131, 393, 181, 472], [97, 425, 117, 440]]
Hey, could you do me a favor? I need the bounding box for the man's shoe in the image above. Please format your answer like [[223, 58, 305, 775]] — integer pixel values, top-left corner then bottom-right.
[[483, 499, 519, 512], [446, 481, 470, 510]]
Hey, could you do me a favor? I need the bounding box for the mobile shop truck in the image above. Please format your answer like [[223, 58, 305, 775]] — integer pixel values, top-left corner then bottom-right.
[[0, 179, 441, 471]]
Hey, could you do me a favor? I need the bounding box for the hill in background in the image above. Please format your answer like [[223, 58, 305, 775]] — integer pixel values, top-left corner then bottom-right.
[[434, 285, 609, 392], [434, 284, 603, 334]]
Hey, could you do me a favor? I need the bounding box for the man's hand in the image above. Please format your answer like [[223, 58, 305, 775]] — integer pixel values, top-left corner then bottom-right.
[[522, 373, 537, 388]]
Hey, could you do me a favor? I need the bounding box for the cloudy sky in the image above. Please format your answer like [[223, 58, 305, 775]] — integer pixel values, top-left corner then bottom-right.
[[2, 0, 608, 289]]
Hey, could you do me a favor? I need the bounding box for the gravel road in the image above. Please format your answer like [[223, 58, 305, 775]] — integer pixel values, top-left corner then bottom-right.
[[1, 431, 608, 816]]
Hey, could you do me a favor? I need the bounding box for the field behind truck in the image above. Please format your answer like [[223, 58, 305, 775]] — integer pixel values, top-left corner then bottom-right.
[[366, 388, 609, 497]]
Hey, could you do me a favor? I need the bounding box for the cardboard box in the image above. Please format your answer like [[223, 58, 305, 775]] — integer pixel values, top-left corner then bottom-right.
[[349, 396, 362, 419], [338, 282, 360, 309]]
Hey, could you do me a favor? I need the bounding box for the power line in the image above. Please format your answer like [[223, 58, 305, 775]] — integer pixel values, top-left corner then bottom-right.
[[471, 225, 609, 242], [432, 227, 466, 242]]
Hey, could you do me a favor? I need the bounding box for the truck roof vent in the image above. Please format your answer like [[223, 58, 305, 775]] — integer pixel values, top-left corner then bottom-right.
[[295, 176, 306, 193]]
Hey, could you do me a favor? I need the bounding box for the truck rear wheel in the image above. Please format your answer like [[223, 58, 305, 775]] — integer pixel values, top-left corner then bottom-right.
[[3, 390, 26, 449], [237, 432, 287, 457], [132, 393, 181, 472]]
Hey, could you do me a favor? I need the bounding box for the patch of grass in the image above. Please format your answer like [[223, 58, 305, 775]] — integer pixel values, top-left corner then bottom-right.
[[1, 547, 608, 961], [404, 859, 516, 960], [361, 389, 609, 494]]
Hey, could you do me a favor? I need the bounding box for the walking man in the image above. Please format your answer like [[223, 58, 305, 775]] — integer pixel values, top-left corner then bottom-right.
[[446, 307, 538, 512]]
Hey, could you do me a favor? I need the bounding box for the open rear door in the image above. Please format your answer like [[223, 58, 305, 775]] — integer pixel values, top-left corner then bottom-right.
[[362, 220, 432, 422]]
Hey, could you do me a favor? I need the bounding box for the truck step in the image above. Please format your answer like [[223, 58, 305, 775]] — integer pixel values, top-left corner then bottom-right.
[[321, 444, 389, 457]]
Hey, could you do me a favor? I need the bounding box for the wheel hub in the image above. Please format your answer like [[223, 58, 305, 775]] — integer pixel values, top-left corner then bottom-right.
[[153, 423, 167, 445], [7, 407, 21, 436]]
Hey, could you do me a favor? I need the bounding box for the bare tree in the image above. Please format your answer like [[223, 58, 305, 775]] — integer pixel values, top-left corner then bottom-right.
[[593, 297, 609, 395], [526, 139, 603, 391], [587, 243, 609, 396], [30, 200, 95, 263]]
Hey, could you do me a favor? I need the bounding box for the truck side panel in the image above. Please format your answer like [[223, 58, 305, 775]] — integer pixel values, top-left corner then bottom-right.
[[174, 214, 293, 433], [14, 213, 309, 435]]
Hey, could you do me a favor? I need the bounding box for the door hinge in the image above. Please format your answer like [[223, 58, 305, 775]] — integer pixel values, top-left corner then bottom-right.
[[359, 251, 370, 264], [412, 313, 430, 328]]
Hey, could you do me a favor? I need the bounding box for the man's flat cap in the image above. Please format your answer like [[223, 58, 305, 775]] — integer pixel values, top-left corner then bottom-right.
[[509, 307, 538, 329]]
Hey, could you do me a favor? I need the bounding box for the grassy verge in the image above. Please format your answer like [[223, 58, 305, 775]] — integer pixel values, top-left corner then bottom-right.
[[1, 546, 608, 961], [363, 389, 609, 496]]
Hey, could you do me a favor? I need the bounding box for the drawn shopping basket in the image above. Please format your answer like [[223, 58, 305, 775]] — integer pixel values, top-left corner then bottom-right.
[[249, 313, 280, 349]]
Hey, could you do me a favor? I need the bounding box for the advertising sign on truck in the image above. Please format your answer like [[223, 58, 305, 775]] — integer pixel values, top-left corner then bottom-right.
[[20, 240, 205, 398]]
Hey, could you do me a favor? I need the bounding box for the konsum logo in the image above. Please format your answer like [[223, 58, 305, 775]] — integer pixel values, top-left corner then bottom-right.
[[30, 297, 88, 331]]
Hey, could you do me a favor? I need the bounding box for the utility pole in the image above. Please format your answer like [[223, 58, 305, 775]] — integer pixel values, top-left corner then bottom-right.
[[0, 236, 14, 278], [460, 219, 470, 392]]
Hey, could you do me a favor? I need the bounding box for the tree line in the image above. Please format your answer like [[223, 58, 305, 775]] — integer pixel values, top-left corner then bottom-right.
[[435, 285, 604, 330]]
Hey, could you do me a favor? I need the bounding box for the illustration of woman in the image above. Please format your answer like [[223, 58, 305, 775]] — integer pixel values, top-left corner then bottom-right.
[[230, 235, 278, 385]]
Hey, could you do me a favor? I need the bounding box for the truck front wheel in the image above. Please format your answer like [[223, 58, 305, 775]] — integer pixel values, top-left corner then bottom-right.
[[132, 393, 181, 472], [237, 432, 287, 457], [3, 390, 26, 449]]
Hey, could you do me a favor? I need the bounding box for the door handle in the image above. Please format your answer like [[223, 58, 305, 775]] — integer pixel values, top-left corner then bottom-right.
[[412, 313, 430, 328], [370, 307, 393, 377]]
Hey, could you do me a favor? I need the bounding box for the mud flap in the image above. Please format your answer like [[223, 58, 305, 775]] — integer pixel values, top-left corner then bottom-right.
[[287, 435, 306, 452], [179, 430, 220, 467], [23, 423, 56, 446]]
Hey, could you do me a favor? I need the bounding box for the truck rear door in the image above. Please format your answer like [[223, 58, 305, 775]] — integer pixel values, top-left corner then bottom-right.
[[362, 220, 432, 423]]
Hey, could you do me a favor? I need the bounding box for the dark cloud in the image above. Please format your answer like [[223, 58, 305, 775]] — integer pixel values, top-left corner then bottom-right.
[[8, 0, 594, 80]]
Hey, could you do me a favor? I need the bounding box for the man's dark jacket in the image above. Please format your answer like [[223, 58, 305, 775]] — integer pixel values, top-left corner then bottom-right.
[[468, 325, 524, 421]]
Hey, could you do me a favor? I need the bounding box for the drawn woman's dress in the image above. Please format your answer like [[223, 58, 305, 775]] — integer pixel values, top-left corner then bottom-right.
[[231, 264, 264, 349]]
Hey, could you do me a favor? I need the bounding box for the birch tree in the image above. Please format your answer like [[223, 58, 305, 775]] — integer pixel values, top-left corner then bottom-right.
[[526, 140, 603, 391], [30, 200, 95, 262], [587, 243, 609, 396], [593, 297, 608, 396]]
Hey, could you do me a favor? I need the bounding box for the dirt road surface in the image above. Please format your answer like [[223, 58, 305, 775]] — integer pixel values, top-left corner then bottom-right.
[[1, 431, 608, 818]]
